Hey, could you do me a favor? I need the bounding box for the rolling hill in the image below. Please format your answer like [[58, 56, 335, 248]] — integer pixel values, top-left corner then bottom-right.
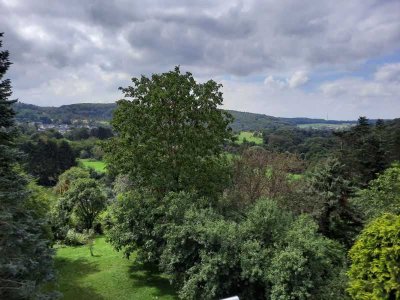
[[14, 102, 358, 131]]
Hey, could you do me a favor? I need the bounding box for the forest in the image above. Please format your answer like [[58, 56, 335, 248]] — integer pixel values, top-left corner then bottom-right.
[[1, 32, 400, 300]]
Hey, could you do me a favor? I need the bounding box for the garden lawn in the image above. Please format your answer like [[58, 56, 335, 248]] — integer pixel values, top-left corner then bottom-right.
[[236, 131, 263, 144], [54, 237, 177, 300], [79, 159, 107, 173]]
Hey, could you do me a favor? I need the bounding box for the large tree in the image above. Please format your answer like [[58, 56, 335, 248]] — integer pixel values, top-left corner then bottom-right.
[[336, 116, 387, 186], [105, 67, 233, 198], [0, 33, 55, 299], [302, 158, 362, 247], [63, 178, 106, 230], [21, 137, 76, 186]]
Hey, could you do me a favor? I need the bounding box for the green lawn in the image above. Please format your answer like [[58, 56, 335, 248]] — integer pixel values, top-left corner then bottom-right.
[[236, 131, 263, 144], [79, 159, 107, 173], [53, 237, 177, 300]]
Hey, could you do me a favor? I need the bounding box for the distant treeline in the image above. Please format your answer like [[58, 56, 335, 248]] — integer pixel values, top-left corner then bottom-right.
[[14, 102, 116, 124], [15, 102, 364, 131]]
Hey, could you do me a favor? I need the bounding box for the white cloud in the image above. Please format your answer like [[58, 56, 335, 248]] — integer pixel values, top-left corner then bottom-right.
[[320, 63, 400, 99], [263, 75, 287, 89], [224, 61, 400, 120], [374, 63, 400, 82], [288, 71, 309, 88], [223, 75, 400, 120], [264, 71, 309, 89]]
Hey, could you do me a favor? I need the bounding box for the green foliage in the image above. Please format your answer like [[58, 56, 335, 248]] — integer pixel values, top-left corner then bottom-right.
[[107, 190, 205, 263], [0, 32, 56, 299], [352, 163, 400, 221], [107, 190, 161, 261], [55, 166, 90, 194], [21, 136, 77, 186], [63, 178, 107, 230], [159, 198, 346, 299], [51, 177, 106, 240], [69, 137, 99, 159], [14, 102, 117, 124], [26, 180, 57, 219], [90, 126, 113, 140], [64, 229, 92, 246], [263, 126, 335, 160], [104, 67, 233, 198], [336, 116, 388, 186], [66, 126, 113, 141], [301, 158, 362, 247], [348, 214, 400, 299]]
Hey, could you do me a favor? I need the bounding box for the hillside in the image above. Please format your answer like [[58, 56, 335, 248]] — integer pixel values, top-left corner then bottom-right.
[[14, 102, 358, 131], [14, 102, 116, 124]]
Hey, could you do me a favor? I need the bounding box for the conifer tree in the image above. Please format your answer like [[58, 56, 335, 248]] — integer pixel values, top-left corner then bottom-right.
[[0, 32, 55, 299]]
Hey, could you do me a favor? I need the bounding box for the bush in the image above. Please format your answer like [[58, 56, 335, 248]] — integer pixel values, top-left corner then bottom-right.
[[54, 166, 90, 195], [107, 189, 347, 299], [64, 229, 91, 246], [107, 190, 206, 262], [160, 198, 347, 300], [94, 209, 113, 234], [348, 213, 400, 299]]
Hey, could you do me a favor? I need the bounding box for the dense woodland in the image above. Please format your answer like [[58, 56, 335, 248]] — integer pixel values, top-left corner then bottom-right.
[[1, 33, 400, 300]]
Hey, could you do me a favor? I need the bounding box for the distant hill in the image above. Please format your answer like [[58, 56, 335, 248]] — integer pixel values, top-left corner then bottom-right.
[[14, 102, 116, 124], [226, 110, 290, 131], [14, 102, 358, 131]]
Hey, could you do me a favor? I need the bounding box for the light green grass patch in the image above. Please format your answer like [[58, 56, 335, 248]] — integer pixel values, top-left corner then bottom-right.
[[287, 173, 303, 181], [297, 123, 354, 130], [79, 159, 107, 173], [53, 237, 177, 300], [236, 131, 263, 144]]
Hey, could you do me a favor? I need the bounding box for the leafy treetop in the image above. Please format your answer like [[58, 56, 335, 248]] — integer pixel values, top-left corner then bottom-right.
[[105, 66, 233, 197]]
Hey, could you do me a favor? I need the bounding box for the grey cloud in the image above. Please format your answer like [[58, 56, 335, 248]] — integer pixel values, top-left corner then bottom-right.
[[2, 0, 400, 75], [0, 0, 399, 118]]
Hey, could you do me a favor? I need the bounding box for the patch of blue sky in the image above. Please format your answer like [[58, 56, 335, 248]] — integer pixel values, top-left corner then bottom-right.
[[301, 51, 400, 92]]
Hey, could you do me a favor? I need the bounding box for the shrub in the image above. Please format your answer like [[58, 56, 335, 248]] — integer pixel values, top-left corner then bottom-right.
[[64, 229, 90, 246], [107, 190, 206, 262], [160, 198, 347, 300], [348, 213, 400, 299]]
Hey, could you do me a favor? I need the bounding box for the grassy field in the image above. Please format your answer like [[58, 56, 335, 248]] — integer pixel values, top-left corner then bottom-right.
[[297, 123, 355, 130], [79, 159, 107, 173], [236, 131, 263, 144], [53, 237, 177, 300]]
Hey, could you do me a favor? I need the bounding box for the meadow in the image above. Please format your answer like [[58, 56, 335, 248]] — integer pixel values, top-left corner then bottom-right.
[[79, 159, 107, 173], [54, 237, 177, 300], [297, 123, 354, 130], [236, 131, 263, 144]]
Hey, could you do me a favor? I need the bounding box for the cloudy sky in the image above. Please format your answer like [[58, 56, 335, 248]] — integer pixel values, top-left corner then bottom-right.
[[1, 0, 400, 119]]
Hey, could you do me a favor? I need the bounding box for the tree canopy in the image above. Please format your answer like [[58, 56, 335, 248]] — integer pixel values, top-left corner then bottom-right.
[[105, 66, 233, 197]]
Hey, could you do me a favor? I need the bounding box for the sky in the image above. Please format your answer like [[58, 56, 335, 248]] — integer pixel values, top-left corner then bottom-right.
[[1, 0, 400, 120]]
